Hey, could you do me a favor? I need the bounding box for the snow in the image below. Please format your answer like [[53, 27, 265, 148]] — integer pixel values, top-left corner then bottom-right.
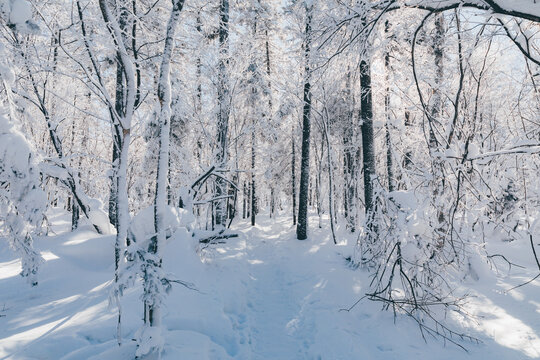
[[8, 0, 31, 25], [128, 205, 194, 247], [0, 110, 46, 285], [1, 209, 540, 359], [498, 0, 540, 18], [0, 115, 33, 178], [87, 209, 113, 235], [0, 0, 39, 33]]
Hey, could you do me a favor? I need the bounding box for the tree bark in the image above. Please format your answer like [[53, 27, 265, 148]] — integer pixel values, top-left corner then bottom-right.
[[292, 130, 297, 226], [144, 1, 185, 357], [315, 132, 324, 229], [98, 0, 138, 345], [296, 2, 313, 240], [251, 127, 256, 226], [343, 70, 356, 231], [322, 109, 337, 244], [430, 14, 446, 232], [403, 111, 413, 171], [360, 57, 375, 215], [384, 20, 395, 193], [243, 181, 247, 219], [215, 0, 230, 227]]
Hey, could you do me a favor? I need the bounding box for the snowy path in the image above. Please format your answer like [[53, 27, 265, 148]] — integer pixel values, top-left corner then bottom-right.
[[229, 215, 334, 359], [245, 236, 304, 359]]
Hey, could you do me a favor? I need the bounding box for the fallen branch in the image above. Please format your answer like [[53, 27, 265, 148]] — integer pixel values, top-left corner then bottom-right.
[[199, 233, 238, 244]]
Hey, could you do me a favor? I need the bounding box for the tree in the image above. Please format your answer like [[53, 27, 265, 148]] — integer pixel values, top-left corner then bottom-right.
[[138, 2, 186, 357], [360, 48, 375, 216], [215, 0, 231, 227], [296, 1, 314, 240]]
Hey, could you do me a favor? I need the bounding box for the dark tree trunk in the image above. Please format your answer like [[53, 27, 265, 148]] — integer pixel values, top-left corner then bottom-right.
[[247, 184, 251, 219], [360, 58, 375, 215], [270, 187, 275, 218], [167, 156, 173, 205], [296, 3, 313, 240], [292, 131, 297, 226], [403, 111, 413, 171], [70, 102, 80, 231], [251, 129, 256, 226], [72, 202, 80, 230], [384, 20, 395, 193], [196, 12, 203, 114], [109, 126, 121, 229], [243, 181, 247, 219]]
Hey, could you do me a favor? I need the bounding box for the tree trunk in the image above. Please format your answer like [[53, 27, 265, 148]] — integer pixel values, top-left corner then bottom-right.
[[71, 201, 80, 231], [144, 1, 185, 358], [243, 181, 247, 219], [430, 14, 446, 234], [403, 111, 413, 171], [384, 20, 395, 193], [109, 102, 122, 229], [430, 14, 444, 152], [215, 0, 230, 227], [270, 187, 275, 218], [343, 70, 356, 231], [360, 55, 376, 214], [360, 56, 375, 215], [98, 0, 138, 346], [109, 4, 129, 230], [322, 109, 337, 244], [292, 130, 297, 226], [251, 127, 256, 226], [247, 184, 251, 219], [315, 132, 324, 229], [296, 2, 313, 240]]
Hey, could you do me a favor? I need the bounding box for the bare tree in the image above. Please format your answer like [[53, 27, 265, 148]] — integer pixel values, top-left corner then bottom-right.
[[297, 1, 314, 240]]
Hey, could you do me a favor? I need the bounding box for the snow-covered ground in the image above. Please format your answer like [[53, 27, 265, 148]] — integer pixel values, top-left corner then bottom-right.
[[1, 209, 540, 359]]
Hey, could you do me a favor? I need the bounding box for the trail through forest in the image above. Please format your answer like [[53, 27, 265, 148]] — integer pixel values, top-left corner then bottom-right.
[[1, 210, 540, 359], [1, 1, 540, 359], [243, 218, 310, 359]]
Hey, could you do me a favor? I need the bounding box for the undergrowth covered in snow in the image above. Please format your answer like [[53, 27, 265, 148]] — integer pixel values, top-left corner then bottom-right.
[[1, 210, 540, 359]]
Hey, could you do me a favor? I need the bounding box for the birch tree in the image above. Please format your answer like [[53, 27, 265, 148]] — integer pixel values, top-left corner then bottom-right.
[[137, 2, 186, 357]]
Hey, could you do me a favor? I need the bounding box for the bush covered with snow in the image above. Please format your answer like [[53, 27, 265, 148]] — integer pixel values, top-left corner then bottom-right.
[[0, 110, 46, 285]]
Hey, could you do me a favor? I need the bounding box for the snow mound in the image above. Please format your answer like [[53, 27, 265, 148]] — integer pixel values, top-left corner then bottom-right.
[[128, 205, 195, 248]]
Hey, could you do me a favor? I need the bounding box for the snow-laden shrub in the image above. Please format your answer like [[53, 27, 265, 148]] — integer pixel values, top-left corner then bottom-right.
[[134, 324, 165, 358], [355, 182, 477, 348], [0, 110, 46, 286], [127, 205, 195, 247], [110, 205, 196, 353]]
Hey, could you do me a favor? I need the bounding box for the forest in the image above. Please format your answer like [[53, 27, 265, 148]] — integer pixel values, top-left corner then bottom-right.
[[0, 0, 539, 359]]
